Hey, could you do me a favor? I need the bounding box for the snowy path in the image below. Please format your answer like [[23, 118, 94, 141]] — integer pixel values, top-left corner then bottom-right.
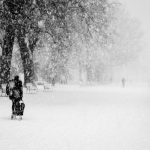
[[0, 86, 150, 150]]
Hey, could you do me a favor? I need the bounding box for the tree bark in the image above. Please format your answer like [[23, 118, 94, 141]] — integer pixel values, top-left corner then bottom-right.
[[0, 25, 15, 84], [17, 26, 34, 85]]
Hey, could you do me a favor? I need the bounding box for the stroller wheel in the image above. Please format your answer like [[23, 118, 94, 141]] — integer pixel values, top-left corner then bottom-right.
[[11, 115, 13, 120], [11, 114, 16, 120]]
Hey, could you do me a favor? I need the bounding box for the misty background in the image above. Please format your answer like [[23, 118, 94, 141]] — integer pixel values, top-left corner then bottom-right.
[[120, 0, 150, 86]]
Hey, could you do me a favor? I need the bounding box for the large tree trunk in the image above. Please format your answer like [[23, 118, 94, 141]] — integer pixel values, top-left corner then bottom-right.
[[86, 65, 93, 82], [79, 61, 83, 82], [17, 26, 34, 85], [0, 25, 15, 84], [28, 35, 39, 82]]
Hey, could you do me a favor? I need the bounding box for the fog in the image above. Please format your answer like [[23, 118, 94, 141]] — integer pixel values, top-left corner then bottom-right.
[[113, 0, 150, 86]]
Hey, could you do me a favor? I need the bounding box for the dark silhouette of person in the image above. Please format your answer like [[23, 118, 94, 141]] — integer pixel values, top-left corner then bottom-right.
[[12, 75, 24, 118], [13, 75, 23, 98], [122, 77, 126, 88], [6, 75, 24, 119]]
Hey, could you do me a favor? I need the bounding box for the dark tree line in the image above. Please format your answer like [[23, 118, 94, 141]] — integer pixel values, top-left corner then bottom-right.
[[0, 0, 140, 85]]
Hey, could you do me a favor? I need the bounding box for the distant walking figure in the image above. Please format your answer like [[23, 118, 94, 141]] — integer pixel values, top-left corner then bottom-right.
[[122, 78, 126, 88], [6, 76, 25, 120]]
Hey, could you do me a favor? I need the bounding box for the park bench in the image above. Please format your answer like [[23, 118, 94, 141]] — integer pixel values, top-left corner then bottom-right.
[[26, 83, 37, 94], [43, 83, 52, 92]]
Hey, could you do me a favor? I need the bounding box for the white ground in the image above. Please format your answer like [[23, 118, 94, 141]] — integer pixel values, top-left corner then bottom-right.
[[0, 85, 150, 150]]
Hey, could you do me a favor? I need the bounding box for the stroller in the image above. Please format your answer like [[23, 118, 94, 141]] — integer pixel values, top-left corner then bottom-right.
[[11, 99, 25, 120], [11, 88, 25, 120]]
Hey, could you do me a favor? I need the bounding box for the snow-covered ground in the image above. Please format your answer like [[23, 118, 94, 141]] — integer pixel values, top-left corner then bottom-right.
[[0, 86, 150, 150]]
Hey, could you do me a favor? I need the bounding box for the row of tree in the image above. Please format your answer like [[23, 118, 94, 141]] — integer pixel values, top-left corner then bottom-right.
[[0, 0, 143, 84], [33, 1, 143, 84]]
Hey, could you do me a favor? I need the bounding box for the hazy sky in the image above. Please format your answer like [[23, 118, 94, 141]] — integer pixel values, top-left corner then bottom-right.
[[121, 0, 150, 47], [119, 0, 150, 71]]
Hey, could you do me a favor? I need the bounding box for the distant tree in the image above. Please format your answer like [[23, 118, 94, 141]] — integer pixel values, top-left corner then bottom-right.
[[34, 0, 114, 83], [68, 3, 143, 83], [105, 7, 143, 66]]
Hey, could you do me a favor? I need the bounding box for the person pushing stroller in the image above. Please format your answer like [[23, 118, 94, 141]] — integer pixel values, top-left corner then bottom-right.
[[6, 76, 25, 120]]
